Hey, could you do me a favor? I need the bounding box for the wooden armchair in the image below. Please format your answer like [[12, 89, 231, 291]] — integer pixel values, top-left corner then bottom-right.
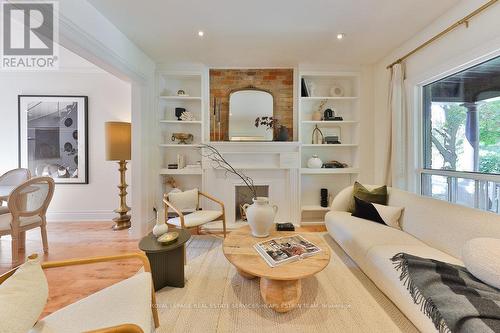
[[0, 253, 159, 333], [163, 191, 226, 238]]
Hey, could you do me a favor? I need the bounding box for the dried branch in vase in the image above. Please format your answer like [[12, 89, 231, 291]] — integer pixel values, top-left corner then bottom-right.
[[198, 144, 257, 199], [254, 116, 281, 130]]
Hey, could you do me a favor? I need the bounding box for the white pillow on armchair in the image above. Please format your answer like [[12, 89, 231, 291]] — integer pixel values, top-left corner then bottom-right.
[[168, 188, 199, 213], [0, 255, 48, 333]]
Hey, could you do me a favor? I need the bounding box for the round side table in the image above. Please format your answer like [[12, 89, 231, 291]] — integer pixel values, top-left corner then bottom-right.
[[139, 230, 191, 291]]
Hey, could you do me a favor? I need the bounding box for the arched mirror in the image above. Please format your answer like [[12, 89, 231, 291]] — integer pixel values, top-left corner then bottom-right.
[[229, 89, 273, 141]]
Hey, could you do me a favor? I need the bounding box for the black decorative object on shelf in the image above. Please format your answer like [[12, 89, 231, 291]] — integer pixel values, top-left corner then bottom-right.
[[325, 136, 341, 144], [175, 107, 186, 121], [301, 78, 309, 97], [321, 188, 328, 208], [276, 223, 295, 231], [323, 108, 335, 120]]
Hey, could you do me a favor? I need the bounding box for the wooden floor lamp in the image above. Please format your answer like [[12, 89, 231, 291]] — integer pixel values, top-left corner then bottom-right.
[[105, 122, 132, 230]]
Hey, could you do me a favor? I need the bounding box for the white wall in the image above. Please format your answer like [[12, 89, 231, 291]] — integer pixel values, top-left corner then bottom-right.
[[373, 0, 500, 189], [0, 47, 132, 221], [51, 0, 157, 235]]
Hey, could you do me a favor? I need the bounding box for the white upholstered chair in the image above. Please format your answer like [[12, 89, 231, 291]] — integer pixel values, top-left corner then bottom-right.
[[163, 189, 226, 238], [0, 177, 55, 265], [0, 168, 31, 207]]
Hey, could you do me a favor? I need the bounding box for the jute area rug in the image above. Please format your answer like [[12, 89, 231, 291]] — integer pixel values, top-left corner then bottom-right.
[[155, 234, 418, 333]]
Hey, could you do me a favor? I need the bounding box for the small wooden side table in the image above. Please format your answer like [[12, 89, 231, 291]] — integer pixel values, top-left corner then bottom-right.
[[139, 230, 191, 291]]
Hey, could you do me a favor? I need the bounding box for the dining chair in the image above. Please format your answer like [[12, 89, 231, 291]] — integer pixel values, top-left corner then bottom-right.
[[0, 168, 31, 206], [0, 177, 55, 266]]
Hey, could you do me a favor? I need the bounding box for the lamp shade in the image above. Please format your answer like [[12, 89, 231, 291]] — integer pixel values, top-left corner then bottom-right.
[[105, 121, 131, 161]]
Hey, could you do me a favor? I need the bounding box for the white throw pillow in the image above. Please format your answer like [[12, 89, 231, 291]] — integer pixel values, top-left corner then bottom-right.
[[0, 256, 48, 333], [168, 188, 199, 213], [462, 238, 500, 289], [372, 203, 404, 229]]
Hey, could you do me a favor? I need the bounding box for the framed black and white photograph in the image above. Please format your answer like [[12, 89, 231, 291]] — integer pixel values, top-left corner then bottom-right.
[[18, 95, 88, 184]]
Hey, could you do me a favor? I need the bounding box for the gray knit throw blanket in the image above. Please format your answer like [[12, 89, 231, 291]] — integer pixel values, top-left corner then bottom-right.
[[391, 253, 500, 333]]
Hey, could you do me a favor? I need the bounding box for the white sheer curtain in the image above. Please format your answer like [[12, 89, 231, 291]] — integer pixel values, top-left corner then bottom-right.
[[385, 63, 408, 189]]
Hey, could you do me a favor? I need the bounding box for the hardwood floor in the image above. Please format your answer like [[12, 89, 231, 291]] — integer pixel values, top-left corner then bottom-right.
[[0, 221, 326, 317]]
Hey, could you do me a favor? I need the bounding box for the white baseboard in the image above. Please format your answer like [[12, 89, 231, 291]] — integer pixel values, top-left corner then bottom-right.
[[47, 210, 115, 222]]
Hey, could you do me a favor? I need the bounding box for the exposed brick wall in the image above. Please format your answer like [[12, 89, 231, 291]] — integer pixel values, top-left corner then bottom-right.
[[209, 69, 293, 141]]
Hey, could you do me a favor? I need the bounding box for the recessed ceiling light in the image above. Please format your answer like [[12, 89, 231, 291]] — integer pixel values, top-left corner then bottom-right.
[[337, 33, 345, 40], [198, 30, 204, 37]]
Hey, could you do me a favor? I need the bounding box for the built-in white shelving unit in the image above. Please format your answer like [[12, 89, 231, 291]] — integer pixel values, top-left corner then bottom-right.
[[154, 68, 362, 227], [157, 71, 205, 198], [298, 71, 361, 224]]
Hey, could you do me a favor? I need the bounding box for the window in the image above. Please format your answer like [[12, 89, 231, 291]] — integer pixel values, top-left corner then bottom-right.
[[421, 56, 500, 213]]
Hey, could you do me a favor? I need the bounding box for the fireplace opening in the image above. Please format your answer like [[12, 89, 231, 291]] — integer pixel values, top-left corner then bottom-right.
[[235, 185, 269, 222]]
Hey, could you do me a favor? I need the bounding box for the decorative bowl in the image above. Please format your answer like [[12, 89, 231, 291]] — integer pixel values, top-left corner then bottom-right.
[[157, 232, 179, 246]]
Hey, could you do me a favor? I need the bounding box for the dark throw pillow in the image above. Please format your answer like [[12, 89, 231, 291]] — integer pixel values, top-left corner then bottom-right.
[[352, 197, 386, 225], [348, 182, 388, 213], [351, 197, 404, 228]]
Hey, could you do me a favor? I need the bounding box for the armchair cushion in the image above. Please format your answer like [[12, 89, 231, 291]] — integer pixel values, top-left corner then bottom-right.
[[0, 256, 48, 333], [30, 272, 153, 333], [168, 210, 222, 228], [167, 188, 198, 213], [0, 214, 42, 231], [0, 206, 8, 215]]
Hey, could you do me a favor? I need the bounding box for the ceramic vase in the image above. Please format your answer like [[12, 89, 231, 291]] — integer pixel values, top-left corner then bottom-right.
[[276, 126, 289, 141], [312, 110, 322, 121], [152, 212, 169, 237], [307, 155, 323, 169], [243, 197, 278, 238]]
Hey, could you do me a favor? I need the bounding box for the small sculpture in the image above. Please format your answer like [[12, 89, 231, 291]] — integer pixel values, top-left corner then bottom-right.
[[171, 133, 194, 144]]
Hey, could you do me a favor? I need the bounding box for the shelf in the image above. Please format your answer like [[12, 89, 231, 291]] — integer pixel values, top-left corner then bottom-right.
[[159, 120, 202, 124], [301, 144, 358, 148], [159, 168, 202, 175], [301, 205, 330, 212], [301, 121, 358, 125], [159, 96, 202, 101], [300, 97, 358, 101], [300, 168, 360, 174], [159, 144, 200, 148]]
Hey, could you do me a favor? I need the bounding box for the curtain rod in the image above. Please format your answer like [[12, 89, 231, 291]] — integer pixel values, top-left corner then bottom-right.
[[386, 0, 498, 69]]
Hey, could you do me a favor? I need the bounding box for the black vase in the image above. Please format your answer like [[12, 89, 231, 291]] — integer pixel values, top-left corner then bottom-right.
[[320, 188, 328, 208], [276, 126, 289, 141]]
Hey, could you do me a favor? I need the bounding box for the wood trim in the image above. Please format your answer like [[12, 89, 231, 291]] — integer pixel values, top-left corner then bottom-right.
[[0, 253, 160, 329], [163, 194, 185, 228], [199, 191, 227, 238], [85, 323, 144, 333]]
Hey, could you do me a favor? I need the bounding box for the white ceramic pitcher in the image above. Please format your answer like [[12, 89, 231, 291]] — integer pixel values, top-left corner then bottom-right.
[[243, 197, 278, 237]]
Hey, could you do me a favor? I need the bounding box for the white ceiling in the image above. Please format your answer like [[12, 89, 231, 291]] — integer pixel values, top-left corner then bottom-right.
[[88, 0, 460, 66]]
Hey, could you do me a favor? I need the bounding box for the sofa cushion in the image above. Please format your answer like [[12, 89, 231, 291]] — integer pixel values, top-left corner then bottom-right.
[[463, 238, 500, 289], [388, 187, 500, 260], [0, 256, 48, 333], [363, 244, 462, 333], [30, 272, 153, 333], [325, 211, 423, 266]]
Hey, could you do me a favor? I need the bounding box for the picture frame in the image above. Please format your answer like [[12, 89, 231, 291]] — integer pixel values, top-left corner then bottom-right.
[[18, 95, 89, 184]]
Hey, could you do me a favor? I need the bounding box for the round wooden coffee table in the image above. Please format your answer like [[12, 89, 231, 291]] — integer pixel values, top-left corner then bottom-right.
[[223, 225, 330, 312]]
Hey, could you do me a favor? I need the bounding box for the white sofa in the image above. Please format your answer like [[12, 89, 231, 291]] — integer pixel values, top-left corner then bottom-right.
[[325, 185, 500, 333]]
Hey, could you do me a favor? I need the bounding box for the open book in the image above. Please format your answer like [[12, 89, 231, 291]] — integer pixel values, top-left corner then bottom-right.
[[254, 235, 321, 267]]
